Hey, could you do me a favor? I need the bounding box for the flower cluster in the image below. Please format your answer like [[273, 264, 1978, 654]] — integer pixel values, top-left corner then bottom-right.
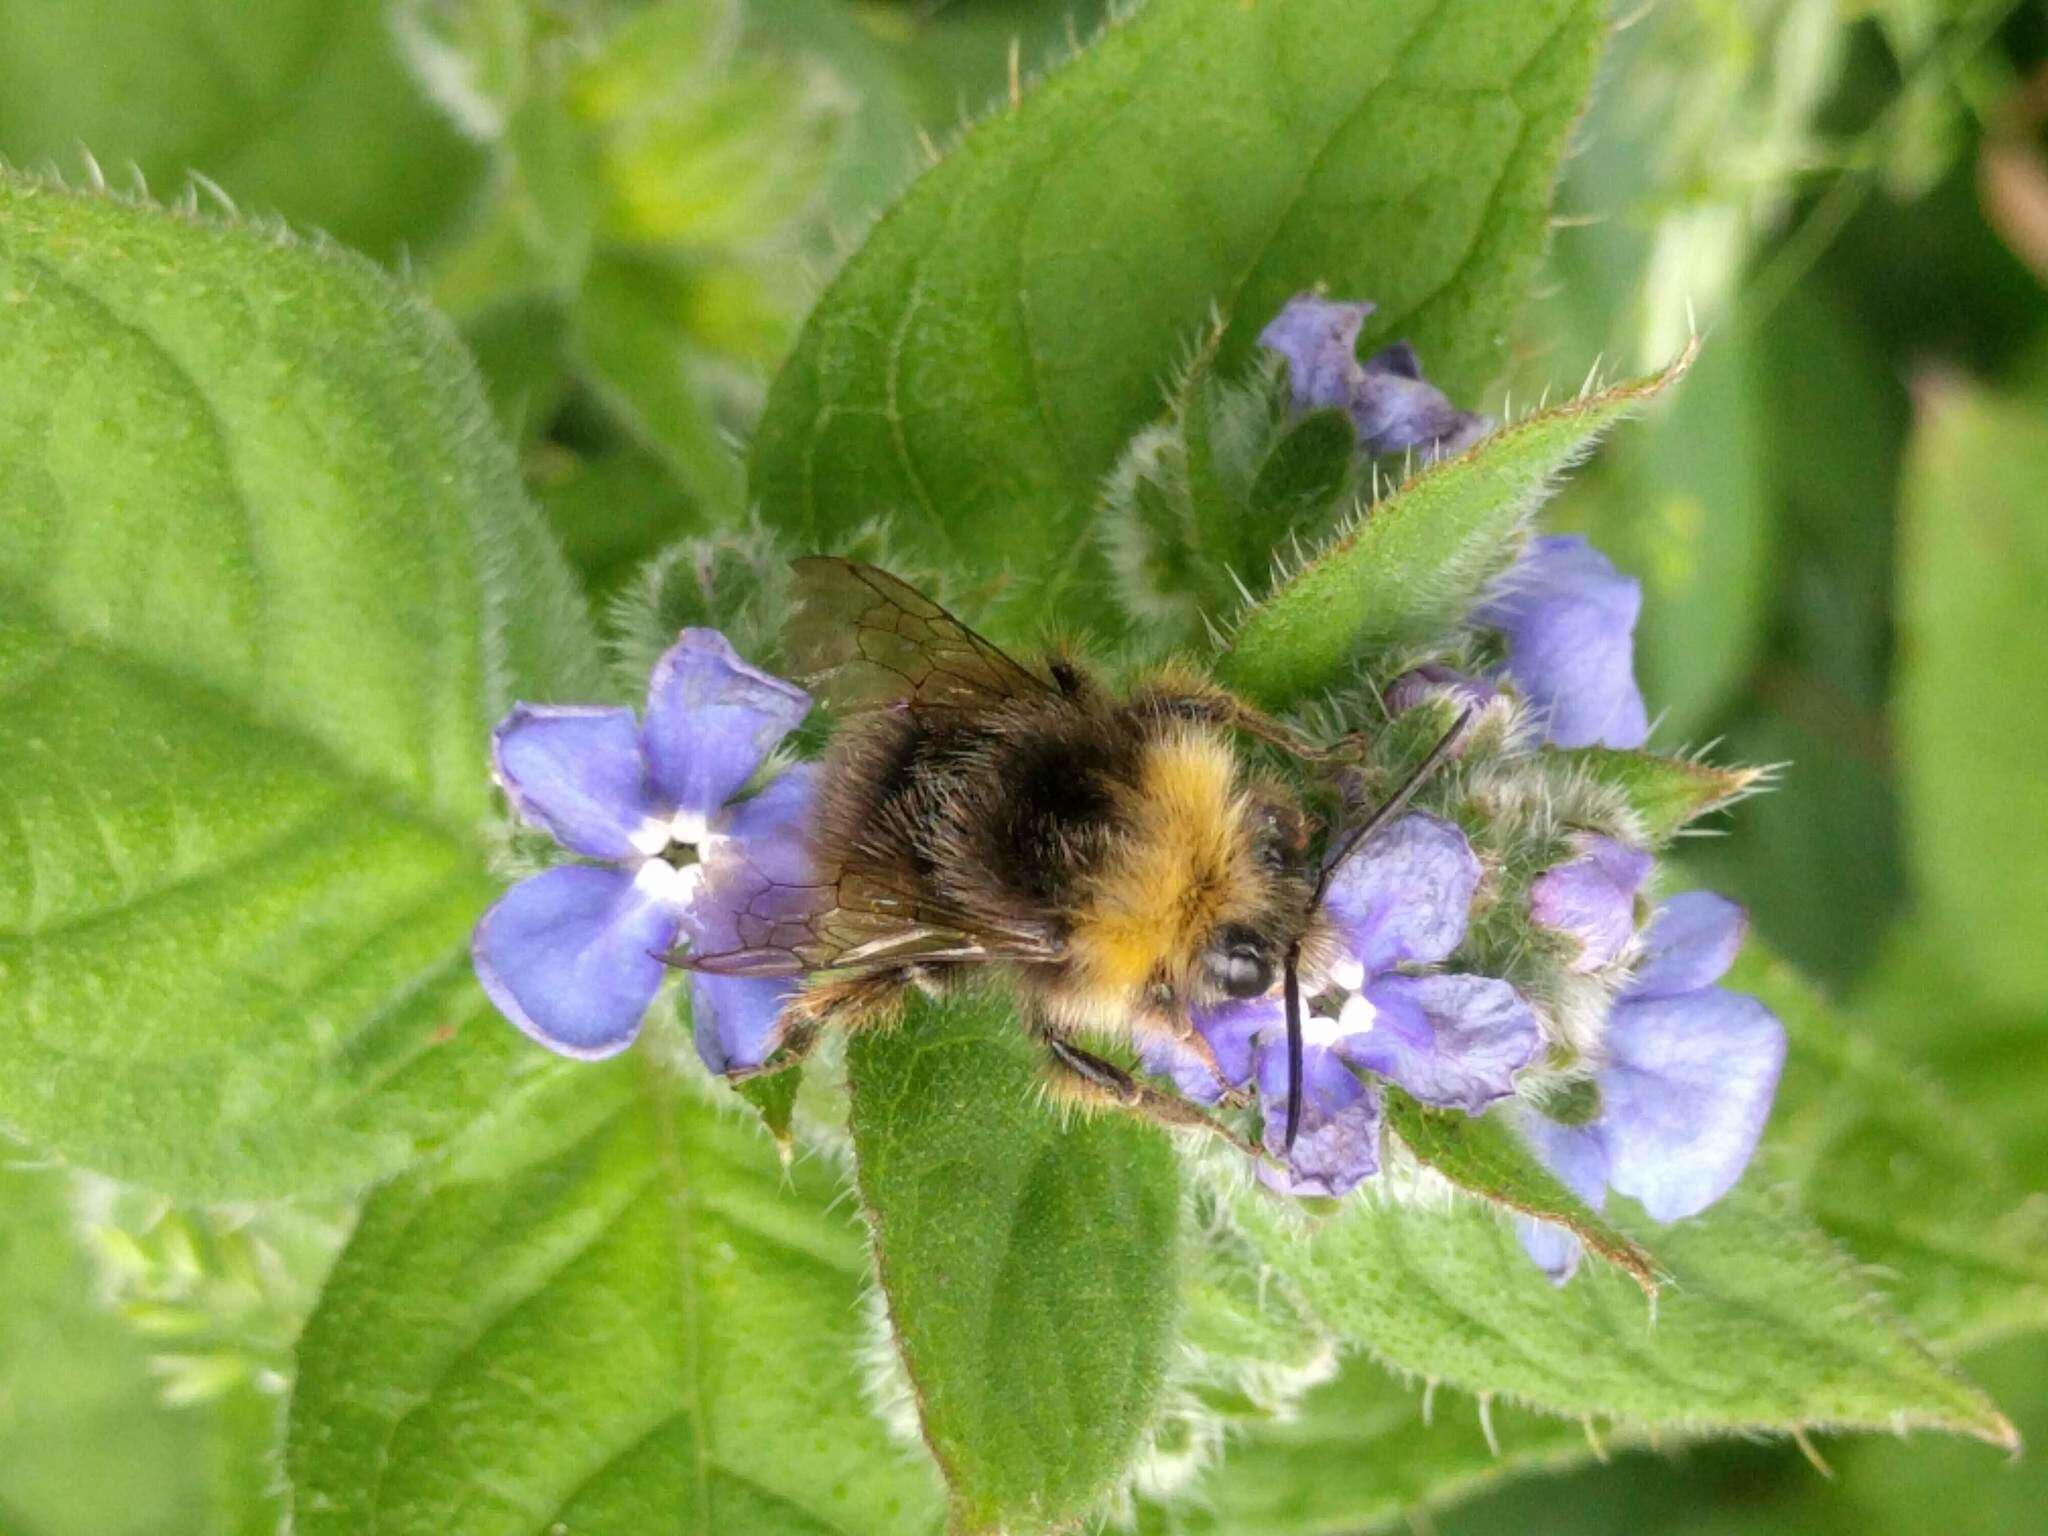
[[1142, 812, 1539, 1197], [1257, 293, 1493, 460], [470, 629, 815, 1075], [468, 294, 1789, 1289], [1133, 295, 1789, 1276]]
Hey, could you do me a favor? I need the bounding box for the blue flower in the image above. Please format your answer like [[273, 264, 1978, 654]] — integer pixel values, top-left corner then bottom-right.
[[1258, 294, 1492, 460], [1473, 534, 1649, 749], [1143, 813, 1541, 1198], [1528, 834, 1652, 972], [1514, 892, 1787, 1281], [471, 630, 814, 1074]]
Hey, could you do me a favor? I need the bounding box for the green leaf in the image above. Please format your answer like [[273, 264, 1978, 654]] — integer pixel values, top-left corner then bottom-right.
[[0, 0, 486, 262], [1156, 1354, 1591, 1536], [751, 0, 1605, 622], [1740, 946, 2048, 1352], [1222, 349, 1694, 708], [734, 1064, 802, 1160], [1896, 381, 2048, 1012], [575, 252, 750, 516], [0, 175, 599, 1197], [1844, 924, 2048, 1188], [846, 994, 1180, 1533], [1553, 747, 1766, 846], [286, 1052, 945, 1535], [1232, 1175, 2009, 1444], [0, 1159, 277, 1536], [1383, 1092, 1656, 1292]]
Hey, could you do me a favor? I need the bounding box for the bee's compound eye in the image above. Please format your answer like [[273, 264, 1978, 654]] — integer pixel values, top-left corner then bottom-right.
[[1203, 927, 1276, 999]]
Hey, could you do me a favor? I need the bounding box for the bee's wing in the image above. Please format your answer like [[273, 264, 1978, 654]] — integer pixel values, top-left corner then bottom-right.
[[675, 859, 1063, 979], [783, 556, 1056, 713]]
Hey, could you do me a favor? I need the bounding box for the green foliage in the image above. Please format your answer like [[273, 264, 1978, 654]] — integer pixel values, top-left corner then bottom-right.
[[1556, 748, 1766, 846], [1383, 1093, 1656, 1290], [424, 0, 847, 532], [0, 175, 598, 1196], [1233, 1173, 2008, 1445], [1895, 381, 2048, 1012], [4, 6, 2045, 1536], [1151, 1356, 1590, 1536], [287, 1050, 945, 1535], [1222, 351, 1693, 707], [0, 1159, 279, 1536], [845, 993, 1180, 1534], [1750, 948, 2048, 1351], [751, 0, 1604, 628], [0, 0, 486, 261]]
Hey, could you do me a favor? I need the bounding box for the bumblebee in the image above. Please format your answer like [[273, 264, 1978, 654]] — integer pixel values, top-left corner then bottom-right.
[[683, 557, 1463, 1148]]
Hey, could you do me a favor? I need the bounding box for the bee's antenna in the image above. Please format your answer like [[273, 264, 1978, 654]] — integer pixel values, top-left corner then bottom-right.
[[1281, 707, 1474, 1159], [1311, 708, 1475, 907], [1284, 945, 1304, 1152]]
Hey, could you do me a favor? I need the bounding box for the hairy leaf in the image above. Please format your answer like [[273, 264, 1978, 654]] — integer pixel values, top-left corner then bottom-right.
[[0, 0, 485, 260], [751, 0, 1604, 626], [1155, 1355, 1591, 1536], [1237, 1151, 2010, 1450], [1384, 1092, 1657, 1291], [1741, 948, 2048, 1352], [1223, 349, 1693, 708], [1236, 1174, 2007, 1443], [0, 176, 598, 1196], [846, 994, 1180, 1534], [1555, 747, 1766, 845], [1896, 381, 2048, 1012], [286, 1054, 944, 1535]]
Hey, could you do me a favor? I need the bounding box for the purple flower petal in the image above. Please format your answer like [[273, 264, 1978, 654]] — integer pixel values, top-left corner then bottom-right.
[[1475, 535, 1648, 749], [686, 767, 820, 964], [1385, 664, 1498, 720], [1259, 294, 1374, 412], [472, 863, 686, 1060], [1626, 891, 1747, 1001], [1515, 1217, 1586, 1284], [1511, 1106, 1610, 1285], [689, 972, 801, 1076], [1599, 988, 1787, 1221], [1340, 974, 1540, 1114], [640, 630, 811, 826], [1353, 346, 1493, 459], [1255, 1038, 1381, 1197], [1137, 1033, 1227, 1104], [1319, 813, 1480, 987], [710, 764, 818, 875], [1141, 993, 1279, 1103], [491, 705, 662, 860], [1529, 835, 1652, 972], [1514, 1104, 1611, 1207]]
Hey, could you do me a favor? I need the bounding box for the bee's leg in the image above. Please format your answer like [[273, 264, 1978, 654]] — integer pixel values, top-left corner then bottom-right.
[[1039, 1033, 1266, 1160], [786, 970, 907, 1034], [1148, 686, 1363, 764], [1226, 701, 1367, 764]]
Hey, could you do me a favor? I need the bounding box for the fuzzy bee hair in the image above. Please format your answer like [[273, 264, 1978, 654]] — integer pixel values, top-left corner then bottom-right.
[[808, 664, 1314, 1050]]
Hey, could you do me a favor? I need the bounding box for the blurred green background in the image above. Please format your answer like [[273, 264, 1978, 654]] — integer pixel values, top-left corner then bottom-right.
[[1, 1, 2044, 1532]]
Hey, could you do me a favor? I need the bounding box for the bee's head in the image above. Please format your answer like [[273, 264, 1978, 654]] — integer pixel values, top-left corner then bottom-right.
[[1199, 921, 1280, 999], [1071, 735, 1318, 1019], [1188, 783, 1312, 1003]]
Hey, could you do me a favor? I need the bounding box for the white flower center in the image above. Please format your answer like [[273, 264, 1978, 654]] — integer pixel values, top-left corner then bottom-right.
[[1326, 954, 1366, 992], [633, 856, 702, 909], [1300, 998, 1368, 1050], [628, 808, 715, 859]]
